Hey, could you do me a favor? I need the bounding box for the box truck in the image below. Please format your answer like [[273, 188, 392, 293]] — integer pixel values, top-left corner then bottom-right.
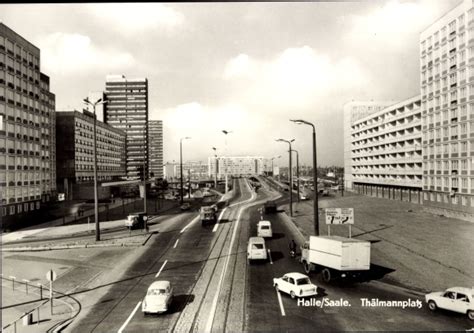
[[300, 235, 371, 282]]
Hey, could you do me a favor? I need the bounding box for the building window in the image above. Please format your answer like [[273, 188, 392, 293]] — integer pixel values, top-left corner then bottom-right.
[[9, 205, 15, 215]]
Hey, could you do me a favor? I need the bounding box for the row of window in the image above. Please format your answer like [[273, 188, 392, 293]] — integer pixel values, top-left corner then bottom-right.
[[421, 10, 473, 51], [1, 201, 41, 217], [424, 176, 474, 191], [424, 140, 472, 155], [75, 120, 124, 141], [425, 158, 473, 171], [0, 35, 39, 68], [423, 192, 474, 207]]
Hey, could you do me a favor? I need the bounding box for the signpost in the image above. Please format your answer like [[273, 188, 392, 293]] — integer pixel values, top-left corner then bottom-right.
[[325, 208, 354, 237], [46, 270, 57, 314]]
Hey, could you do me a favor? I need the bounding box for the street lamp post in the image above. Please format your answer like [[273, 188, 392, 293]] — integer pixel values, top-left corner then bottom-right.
[[222, 130, 232, 193], [212, 147, 218, 188], [291, 149, 300, 202], [276, 138, 295, 217], [180, 137, 191, 205], [290, 119, 319, 236], [83, 97, 108, 242]]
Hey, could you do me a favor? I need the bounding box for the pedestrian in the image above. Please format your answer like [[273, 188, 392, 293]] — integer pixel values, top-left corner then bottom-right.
[[289, 239, 297, 257]]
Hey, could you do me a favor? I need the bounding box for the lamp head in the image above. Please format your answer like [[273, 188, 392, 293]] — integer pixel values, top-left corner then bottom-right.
[[83, 98, 90, 104]]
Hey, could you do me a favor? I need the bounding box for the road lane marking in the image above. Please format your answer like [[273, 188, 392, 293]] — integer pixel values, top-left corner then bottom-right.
[[212, 208, 228, 233], [180, 215, 200, 234], [155, 260, 168, 278], [204, 180, 257, 333], [276, 290, 286, 316], [268, 249, 273, 265], [118, 301, 142, 333], [173, 239, 179, 248]]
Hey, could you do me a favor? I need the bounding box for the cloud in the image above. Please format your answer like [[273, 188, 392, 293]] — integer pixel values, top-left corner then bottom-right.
[[223, 46, 369, 110], [38, 32, 135, 76], [223, 54, 255, 79], [86, 3, 184, 32]]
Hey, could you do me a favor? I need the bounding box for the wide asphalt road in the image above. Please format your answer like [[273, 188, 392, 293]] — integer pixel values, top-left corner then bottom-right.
[[245, 179, 472, 331], [71, 177, 266, 333]]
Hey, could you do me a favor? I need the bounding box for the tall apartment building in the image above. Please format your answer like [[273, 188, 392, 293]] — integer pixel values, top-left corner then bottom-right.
[[0, 23, 56, 225], [104, 75, 148, 179], [420, 0, 474, 220], [350, 96, 423, 203], [343, 101, 393, 190], [56, 110, 126, 200], [208, 156, 265, 177], [148, 120, 163, 179]]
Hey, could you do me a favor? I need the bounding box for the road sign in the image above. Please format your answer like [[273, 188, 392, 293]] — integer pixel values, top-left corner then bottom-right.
[[46, 270, 57, 282], [340, 208, 354, 224], [325, 208, 341, 225], [325, 208, 354, 225]]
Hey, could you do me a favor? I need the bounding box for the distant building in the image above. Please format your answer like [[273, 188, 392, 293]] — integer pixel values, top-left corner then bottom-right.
[[420, 0, 474, 221], [0, 23, 56, 225], [163, 161, 208, 180], [343, 101, 393, 191], [55, 110, 126, 199], [104, 75, 148, 179], [349, 96, 423, 203], [208, 156, 265, 177], [148, 120, 163, 179]]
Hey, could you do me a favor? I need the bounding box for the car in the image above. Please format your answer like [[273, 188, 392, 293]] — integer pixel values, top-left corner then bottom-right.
[[125, 212, 147, 229], [142, 280, 173, 314], [180, 202, 191, 211], [425, 287, 474, 320], [247, 237, 268, 262], [257, 220, 273, 238], [273, 272, 318, 299]]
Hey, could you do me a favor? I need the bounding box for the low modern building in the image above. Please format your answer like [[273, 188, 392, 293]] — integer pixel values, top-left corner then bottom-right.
[[148, 120, 163, 179], [420, 0, 474, 220], [208, 156, 265, 177], [56, 110, 126, 199], [0, 23, 56, 226], [164, 161, 209, 180], [349, 96, 423, 203]]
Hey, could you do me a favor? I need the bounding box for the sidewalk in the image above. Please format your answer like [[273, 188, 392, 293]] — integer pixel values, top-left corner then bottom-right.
[[280, 192, 474, 293]]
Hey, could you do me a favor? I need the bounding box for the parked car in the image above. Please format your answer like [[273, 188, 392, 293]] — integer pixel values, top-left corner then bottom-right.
[[180, 202, 191, 211], [142, 280, 173, 314], [273, 272, 318, 299], [247, 237, 268, 262], [125, 212, 147, 229], [425, 287, 474, 320]]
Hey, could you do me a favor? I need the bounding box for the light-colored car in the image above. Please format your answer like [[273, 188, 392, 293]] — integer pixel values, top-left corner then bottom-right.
[[257, 220, 272, 238], [142, 280, 173, 315], [425, 287, 474, 320], [273, 272, 318, 299], [247, 237, 268, 261]]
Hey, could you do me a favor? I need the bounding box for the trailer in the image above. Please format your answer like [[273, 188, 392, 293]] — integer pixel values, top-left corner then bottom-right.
[[300, 235, 370, 282]]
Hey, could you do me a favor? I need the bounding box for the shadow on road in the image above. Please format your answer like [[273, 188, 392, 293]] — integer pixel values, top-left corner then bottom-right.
[[270, 232, 285, 240], [269, 251, 284, 263], [168, 294, 195, 314], [355, 263, 396, 283]]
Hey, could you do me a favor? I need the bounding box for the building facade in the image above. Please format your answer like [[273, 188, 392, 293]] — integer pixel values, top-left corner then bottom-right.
[[56, 110, 126, 199], [350, 96, 423, 203], [0, 23, 56, 224], [343, 101, 393, 190], [420, 0, 474, 220], [104, 75, 148, 179], [148, 120, 163, 179], [208, 156, 265, 177], [164, 161, 209, 180]]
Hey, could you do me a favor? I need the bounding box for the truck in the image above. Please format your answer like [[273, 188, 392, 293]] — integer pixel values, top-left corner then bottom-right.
[[300, 235, 371, 282], [263, 200, 277, 214], [200, 205, 217, 225]]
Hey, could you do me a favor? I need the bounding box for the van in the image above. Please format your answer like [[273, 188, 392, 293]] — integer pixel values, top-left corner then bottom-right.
[[257, 220, 272, 238], [247, 237, 268, 262], [125, 212, 147, 229]]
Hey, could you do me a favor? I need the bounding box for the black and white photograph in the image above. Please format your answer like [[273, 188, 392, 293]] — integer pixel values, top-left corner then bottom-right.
[[0, 1, 473, 332]]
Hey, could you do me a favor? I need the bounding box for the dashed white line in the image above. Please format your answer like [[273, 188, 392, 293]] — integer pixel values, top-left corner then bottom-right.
[[268, 249, 273, 265], [155, 260, 168, 278], [276, 289, 286, 316], [180, 215, 200, 234], [117, 301, 142, 333], [173, 239, 179, 248]]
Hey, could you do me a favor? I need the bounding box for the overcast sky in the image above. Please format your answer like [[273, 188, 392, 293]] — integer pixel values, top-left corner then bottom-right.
[[0, 1, 460, 167]]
